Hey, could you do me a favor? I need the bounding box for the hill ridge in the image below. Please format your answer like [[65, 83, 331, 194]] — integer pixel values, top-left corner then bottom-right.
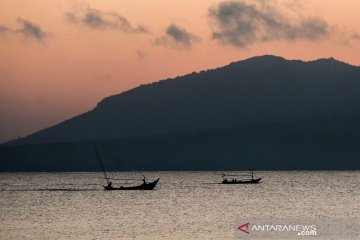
[[6, 55, 360, 145]]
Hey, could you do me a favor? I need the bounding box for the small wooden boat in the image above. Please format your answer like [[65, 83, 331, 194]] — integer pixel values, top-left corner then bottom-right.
[[103, 178, 159, 190], [221, 171, 262, 184], [95, 147, 160, 191]]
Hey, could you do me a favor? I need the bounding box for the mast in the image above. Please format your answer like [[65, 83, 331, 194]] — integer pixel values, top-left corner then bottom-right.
[[94, 147, 110, 184]]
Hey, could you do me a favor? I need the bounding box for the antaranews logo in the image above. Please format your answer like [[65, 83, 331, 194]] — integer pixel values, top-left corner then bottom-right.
[[235, 218, 360, 239], [236, 222, 317, 237], [238, 222, 250, 234]]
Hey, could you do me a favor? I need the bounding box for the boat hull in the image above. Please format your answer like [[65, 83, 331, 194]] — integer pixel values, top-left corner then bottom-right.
[[221, 178, 262, 184], [104, 178, 160, 190]]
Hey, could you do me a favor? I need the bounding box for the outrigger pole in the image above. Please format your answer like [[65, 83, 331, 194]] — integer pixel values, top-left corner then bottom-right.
[[94, 147, 110, 185]]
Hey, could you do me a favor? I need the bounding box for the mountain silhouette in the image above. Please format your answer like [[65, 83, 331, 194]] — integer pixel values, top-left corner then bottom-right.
[[6, 55, 360, 145], [1, 55, 360, 171]]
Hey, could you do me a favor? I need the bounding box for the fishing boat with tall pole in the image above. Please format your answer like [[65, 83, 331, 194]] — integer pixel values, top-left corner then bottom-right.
[[220, 171, 262, 184], [95, 147, 159, 190]]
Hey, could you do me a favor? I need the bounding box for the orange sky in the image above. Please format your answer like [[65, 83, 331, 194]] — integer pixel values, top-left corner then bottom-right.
[[0, 0, 359, 142]]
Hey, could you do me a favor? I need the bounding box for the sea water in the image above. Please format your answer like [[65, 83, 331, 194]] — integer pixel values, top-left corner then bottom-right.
[[0, 171, 359, 240]]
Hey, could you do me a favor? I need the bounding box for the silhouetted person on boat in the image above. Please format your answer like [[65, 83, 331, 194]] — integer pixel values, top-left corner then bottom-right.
[[104, 181, 113, 190], [142, 177, 147, 185]]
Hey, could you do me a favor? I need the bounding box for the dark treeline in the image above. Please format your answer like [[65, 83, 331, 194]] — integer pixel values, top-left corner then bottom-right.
[[1, 114, 360, 171]]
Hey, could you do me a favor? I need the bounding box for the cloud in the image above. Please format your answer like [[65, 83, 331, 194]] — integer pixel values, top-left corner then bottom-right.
[[136, 50, 146, 60], [208, 0, 329, 47], [15, 18, 50, 41], [153, 24, 200, 48], [337, 30, 360, 45], [0, 25, 11, 35], [350, 33, 360, 40], [66, 5, 148, 33]]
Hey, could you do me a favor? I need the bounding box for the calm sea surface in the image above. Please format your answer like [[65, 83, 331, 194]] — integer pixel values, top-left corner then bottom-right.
[[0, 171, 359, 240]]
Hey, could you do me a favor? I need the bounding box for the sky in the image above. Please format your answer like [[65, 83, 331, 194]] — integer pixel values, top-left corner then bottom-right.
[[0, 0, 359, 142]]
